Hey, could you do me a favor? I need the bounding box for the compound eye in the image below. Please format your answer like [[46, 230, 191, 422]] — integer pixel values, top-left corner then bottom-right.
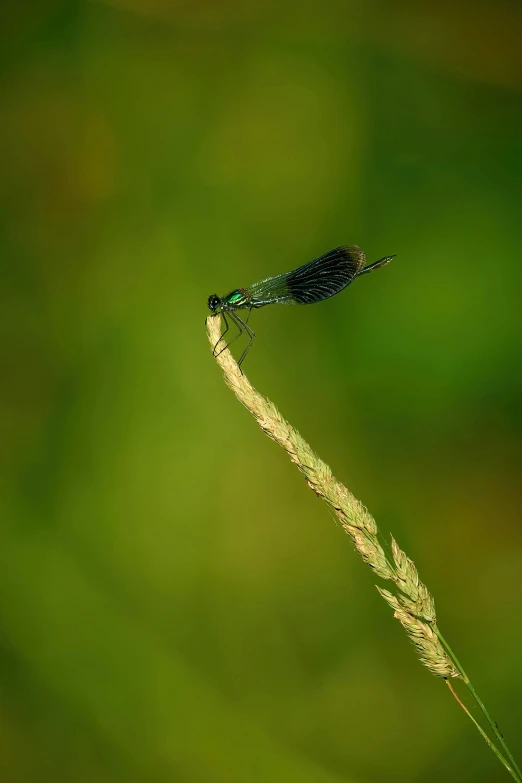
[[208, 294, 220, 311]]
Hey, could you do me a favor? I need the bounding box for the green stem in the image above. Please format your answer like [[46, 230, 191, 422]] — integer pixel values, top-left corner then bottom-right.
[[445, 680, 520, 783], [438, 629, 522, 782]]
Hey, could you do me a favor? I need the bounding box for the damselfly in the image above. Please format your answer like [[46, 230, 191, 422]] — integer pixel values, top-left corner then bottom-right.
[[208, 245, 395, 368]]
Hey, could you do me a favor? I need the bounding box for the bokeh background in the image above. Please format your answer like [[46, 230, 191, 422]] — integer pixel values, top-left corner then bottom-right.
[[1, 1, 522, 781]]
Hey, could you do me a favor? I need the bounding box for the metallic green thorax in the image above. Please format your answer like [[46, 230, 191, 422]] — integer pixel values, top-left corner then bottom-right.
[[222, 289, 250, 309]]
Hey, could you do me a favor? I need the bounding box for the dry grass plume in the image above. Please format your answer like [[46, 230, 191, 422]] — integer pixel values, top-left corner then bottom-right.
[[206, 314, 458, 679]]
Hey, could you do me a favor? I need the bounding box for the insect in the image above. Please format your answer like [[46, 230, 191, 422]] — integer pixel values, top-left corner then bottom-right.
[[207, 245, 395, 369]]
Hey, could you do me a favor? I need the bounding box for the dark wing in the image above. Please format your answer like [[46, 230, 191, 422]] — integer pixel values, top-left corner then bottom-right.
[[286, 245, 366, 303], [246, 246, 367, 306]]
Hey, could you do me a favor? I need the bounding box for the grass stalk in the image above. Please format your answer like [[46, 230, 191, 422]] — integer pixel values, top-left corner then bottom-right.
[[207, 314, 521, 781], [444, 680, 520, 783], [438, 630, 522, 780]]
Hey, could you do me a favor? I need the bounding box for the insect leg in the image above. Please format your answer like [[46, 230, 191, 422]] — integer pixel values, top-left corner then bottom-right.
[[214, 312, 244, 358], [213, 312, 230, 355], [233, 311, 256, 370]]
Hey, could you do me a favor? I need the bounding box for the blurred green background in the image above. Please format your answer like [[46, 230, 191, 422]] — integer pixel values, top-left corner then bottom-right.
[[1, 1, 522, 781]]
